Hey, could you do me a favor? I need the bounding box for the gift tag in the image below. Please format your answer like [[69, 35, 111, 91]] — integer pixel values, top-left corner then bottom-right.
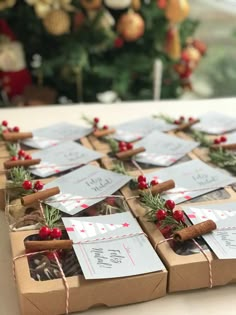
[[30, 141, 103, 177], [183, 202, 236, 259], [22, 122, 92, 149], [145, 159, 235, 204], [134, 131, 199, 166], [63, 212, 165, 279], [193, 112, 236, 134], [45, 164, 131, 215], [113, 117, 175, 142]]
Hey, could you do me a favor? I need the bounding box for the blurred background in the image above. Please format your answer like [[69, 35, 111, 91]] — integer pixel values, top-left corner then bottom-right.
[[0, 0, 235, 106]]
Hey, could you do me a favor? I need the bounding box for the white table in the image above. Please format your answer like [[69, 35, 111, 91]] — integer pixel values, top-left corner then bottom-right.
[[1, 97, 236, 315]]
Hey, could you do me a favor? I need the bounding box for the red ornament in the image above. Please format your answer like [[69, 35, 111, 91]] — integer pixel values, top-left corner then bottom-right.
[[50, 227, 62, 239], [18, 149, 25, 158], [220, 135, 227, 143], [24, 154, 32, 160], [173, 210, 184, 222], [114, 37, 124, 49], [22, 180, 32, 190], [34, 180, 44, 191], [39, 226, 51, 239], [2, 120, 8, 127], [126, 143, 133, 150], [13, 126, 20, 132], [165, 199, 175, 210], [157, 0, 167, 9], [138, 175, 146, 183], [214, 138, 221, 145], [156, 209, 167, 221], [150, 179, 159, 186]]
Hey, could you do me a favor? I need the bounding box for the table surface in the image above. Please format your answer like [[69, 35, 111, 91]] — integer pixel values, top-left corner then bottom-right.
[[1, 97, 236, 315]]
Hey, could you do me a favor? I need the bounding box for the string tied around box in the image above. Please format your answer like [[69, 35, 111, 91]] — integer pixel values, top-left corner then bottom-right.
[[155, 219, 217, 289]]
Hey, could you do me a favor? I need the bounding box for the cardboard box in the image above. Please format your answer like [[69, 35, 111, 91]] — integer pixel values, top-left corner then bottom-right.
[[138, 213, 236, 292], [11, 230, 167, 315]]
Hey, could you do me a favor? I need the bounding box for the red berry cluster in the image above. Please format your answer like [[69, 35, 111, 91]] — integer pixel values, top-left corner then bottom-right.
[[137, 175, 159, 190], [93, 117, 108, 131], [11, 149, 32, 161], [39, 226, 62, 239], [173, 115, 195, 125], [118, 141, 133, 152], [22, 180, 44, 191], [213, 135, 227, 145], [1, 120, 20, 133]]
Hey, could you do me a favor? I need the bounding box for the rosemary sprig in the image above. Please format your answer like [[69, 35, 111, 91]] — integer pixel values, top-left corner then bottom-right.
[[8, 167, 33, 186], [103, 137, 119, 153], [44, 205, 61, 229], [6, 142, 18, 156], [209, 148, 236, 175], [153, 113, 174, 124], [190, 130, 212, 147], [111, 161, 128, 175]]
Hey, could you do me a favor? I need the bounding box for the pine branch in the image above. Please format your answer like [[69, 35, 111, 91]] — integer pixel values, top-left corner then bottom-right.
[[111, 161, 128, 175], [44, 206, 61, 229], [8, 167, 33, 186], [103, 137, 119, 153], [209, 148, 236, 175], [140, 190, 166, 214], [6, 142, 18, 157], [190, 130, 212, 147]]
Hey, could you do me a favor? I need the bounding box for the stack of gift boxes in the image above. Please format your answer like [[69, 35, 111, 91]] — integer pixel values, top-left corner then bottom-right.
[[1, 112, 236, 315]]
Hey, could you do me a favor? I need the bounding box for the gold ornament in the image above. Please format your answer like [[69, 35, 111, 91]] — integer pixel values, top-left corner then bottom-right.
[[43, 10, 71, 35], [165, 0, 189, 23], [131, 0, 141, 11], [26, 0, 74, 19], [80, 0, 102, 10], [117, 12, 145, 42], [0, 0, 15, 10], [165, 26, 181, 60]]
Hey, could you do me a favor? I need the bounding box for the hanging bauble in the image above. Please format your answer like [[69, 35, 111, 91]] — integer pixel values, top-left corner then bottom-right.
[[165, 26, 181, 60], [117, 11, 145, 42], [43, 9, 71, 35], [165, 0, 189, 23], [131, 0, 141, 10], [183, 46, 201, 66], [80, 0, 102, 10], [192, 39, 207, 56], [104, 0, 131, 10]]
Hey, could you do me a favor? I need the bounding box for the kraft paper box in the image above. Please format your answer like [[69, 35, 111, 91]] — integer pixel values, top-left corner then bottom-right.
[[11, 230, 167, 315], [138, 214, 236, 292]]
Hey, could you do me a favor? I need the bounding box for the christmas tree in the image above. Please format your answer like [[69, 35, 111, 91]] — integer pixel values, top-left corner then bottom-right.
[[0, 0, 206, 105]]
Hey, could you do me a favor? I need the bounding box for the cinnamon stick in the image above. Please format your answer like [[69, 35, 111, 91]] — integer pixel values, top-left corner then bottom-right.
[[174, 119, 200, 132], [21, 186, 60, 206], [116, 147, 146, 160], [174, 219, 217, 242], [143, 180, 175, 195], [211, 143, 236, 151], [25, 239, 73, 251], [93, 128, 116, 138], [2, 132, 33, 142], [4, 158, 41, 169]]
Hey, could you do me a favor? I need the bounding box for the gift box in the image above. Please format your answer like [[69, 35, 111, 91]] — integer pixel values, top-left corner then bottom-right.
[[11, 229, 167, 315]]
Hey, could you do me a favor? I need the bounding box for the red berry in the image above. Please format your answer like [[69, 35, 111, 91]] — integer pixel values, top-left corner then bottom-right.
[[34, 180, 44, 191], [138, 175, 146, 183], [220, 136, 227, 143], [24, 154, 32, 160], [103, 125, 108, 130], [22, 180, 32, 190], [151, 179, 159, 186], [114, 37, 124, 48], [179, 116, 185, 121], [10, 156, 18, 161], [173, 210, 184, 222], [165, 199, 175, 211], [138, 181, 148, 190], [94, 117, 99, 124], [18, 149, 25, 157], [8, 127, 12, 132], [126, 143, 133, 150], [160, 225, 172, 238], [39, 226, 51, 239], [13, 126, 20, 132], [214, 138, 221, 145], [119, 141, 126, 148], [156, 209, 167, 221], [2, 120, 8, 127], [174, 120, 180, 125], [188, 117, 194, 122], [119, 145, 127, 152], [50, 228, 62, 239]]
